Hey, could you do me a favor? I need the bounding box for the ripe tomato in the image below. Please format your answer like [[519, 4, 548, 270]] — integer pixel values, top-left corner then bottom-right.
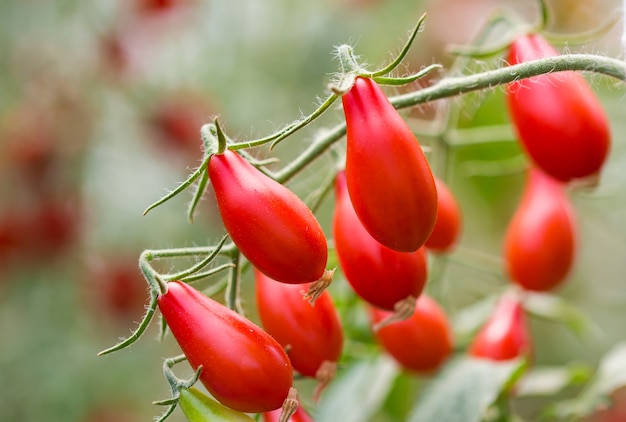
[[425, 177, 462, 253], [504, 167, 576, 291], [342, 76, 437, 252], [469, 293, 531, 361], [263, 405, 313, 422], [255, 269, 343, 379], [209, 150, 327, 284], [157, 281, 293, 413], [333, 170, 427, 311], [506, 33, 610, 182], [369, 295, 453, 373]]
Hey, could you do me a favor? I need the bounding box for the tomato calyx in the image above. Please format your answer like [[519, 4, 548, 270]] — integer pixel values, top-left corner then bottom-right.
[[277, 387, 299, 422], [371, 295, 418, 331], [329, 13, 440, 96], [302, 268, 336, 305], [312, 360, 338, 403]]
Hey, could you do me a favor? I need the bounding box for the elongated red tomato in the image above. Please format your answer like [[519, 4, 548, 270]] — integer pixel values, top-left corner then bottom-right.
[[370, 295, 452, 373], [263, 405, 313, 422], [333, 171, 427, 311], [342, 76, 437, 252], [504, 167, 576, 291], [157, 281, 293, 413], [209, 150, 327, 284], [255, 269, 343, 378], [425, 177, 462, 253], [469, 293, 531, 361], [506, 33, 610, 182]]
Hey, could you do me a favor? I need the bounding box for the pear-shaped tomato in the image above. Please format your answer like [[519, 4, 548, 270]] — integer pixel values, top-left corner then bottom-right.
[[504, 168, 576, 291], [255, 269, 343, 379], [506, 33, 610, 182], [469, 293, 531, 361], [342, 76, 437, 252], [209, 150, 327, 284], [157, 281, 293, 413], [425, 177, 462, 253], [370, 295, 452, 373], [333, 171, 427, 311]]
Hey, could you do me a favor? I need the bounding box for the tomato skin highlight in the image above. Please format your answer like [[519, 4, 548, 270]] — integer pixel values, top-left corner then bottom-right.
[[469, 293, 531, 361], [506, 34, 610, 182], [209, 150, 327, 284], [342, 76, 437, 252], [157, 281, 293, 413], [369, 295, 453, 373], [333, 171, 428, 311], [178, 386, 255, 422], [425, 177, 462, 253], [255, 269, 344, 378], [504, 168, 576, 292]]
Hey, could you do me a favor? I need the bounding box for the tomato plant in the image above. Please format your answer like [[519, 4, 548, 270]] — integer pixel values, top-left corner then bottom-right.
[[255, 269, 343, 386], [506, 33, 611, 182], [425, 176, 462, 253], [209, 149, 328, 285], [333, 170, 427, 311], [342, 76, 438, 252], [157, 281, 293, 413], [369, 294, 453, 373], [504, 167, 576, 291], [469, 293, 531, 361]]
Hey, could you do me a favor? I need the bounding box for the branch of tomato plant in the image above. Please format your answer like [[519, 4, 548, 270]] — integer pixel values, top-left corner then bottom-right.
[[153, 355, 202, 422], [98, 240, 235, 356]]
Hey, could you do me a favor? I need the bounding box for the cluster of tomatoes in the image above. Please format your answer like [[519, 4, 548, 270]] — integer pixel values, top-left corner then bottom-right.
[[102, 18, 612, 421]]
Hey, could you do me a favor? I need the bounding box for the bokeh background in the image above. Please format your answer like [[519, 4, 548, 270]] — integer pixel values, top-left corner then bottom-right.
[[0, 0, 624, 421]]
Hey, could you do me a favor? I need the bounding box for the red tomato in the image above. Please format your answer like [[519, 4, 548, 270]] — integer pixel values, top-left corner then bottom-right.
[[157, 281, 293, 413], [504, 167, 576, 291], [370, 295, 453, 373], [209, 150, 327, 284], [425, 177, 462, 253], [255, 269, 343, 378], [342, 76, 437, 252], [333, 170, 427, 311], [506, 33, 610, 182], [263, 405, 313, 422], [469, 293, 531, 361]]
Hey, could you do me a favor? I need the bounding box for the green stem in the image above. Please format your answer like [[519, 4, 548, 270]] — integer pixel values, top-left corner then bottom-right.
[[226, 250, 243, 313], [161, 235, 230, 281], [391, 54, 626, 109]]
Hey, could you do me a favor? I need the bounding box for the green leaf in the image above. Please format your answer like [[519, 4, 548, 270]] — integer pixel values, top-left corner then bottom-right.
[[552, 342, 626, 419], [523, 291, 591, 335], [315, 354, 398, 422], [408, 356, 525, 422], [516, 364, 592, 398]]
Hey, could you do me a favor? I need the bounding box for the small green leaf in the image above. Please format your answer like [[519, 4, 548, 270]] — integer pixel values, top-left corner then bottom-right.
[[315, 354, 398, 422], [178, 387, 254, 422], [523, 291, 591, 335], [408, 356, 526, 422], [516, 364, 592, 397]]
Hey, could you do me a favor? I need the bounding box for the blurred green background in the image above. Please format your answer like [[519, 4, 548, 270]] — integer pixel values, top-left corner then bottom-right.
[[0, 0, 624, 421]]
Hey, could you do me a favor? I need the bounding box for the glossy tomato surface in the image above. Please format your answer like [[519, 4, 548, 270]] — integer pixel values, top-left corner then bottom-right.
[[469, 293, 531, 361], [506, 33, 610, 182], [342, 77, 437, 252], [504, 168, 576, 291], [333, 171, 427, 310], [370, 295, 452, 373], [209, 150, 327, 284], [425, 177, 462, 253], [157, 281, 293, 413], [255, 269, 343, 378]]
